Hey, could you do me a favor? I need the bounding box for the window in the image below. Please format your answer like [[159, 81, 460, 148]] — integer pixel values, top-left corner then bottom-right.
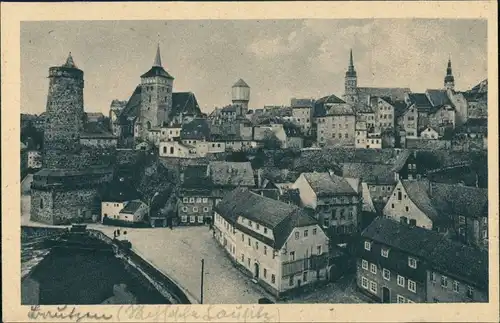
[[397, 295, 406, 303], [247, 258, 250, 267], [317, 245, 322, 255], [405, 206, 409, 212], [197, 216, 203, 223], [264, 246, 267, 255], [263, 268, 267, 278], [183, 197, 188, 203], [196, 198, 202, 203], [482, 230, 488, 239], [408, 257, 417, 269], [312, 228, 317, 235], [398, 192, 402, 200], [264, 228, 268, 234], [441, 275, 448, 288], [289, 276, 294, 286], [203, 207, 209, 212], [256, 224, 260, 230], [431, 272, 436, 282], [383, 269, 390, 280], [397, 275, 405, 287], [271, 274, 276, 284], [364, 241, 371, 251], [381, 248, 389, 258], [362, 259, 368, 270], [189, 198, 195, 203], [181, 215, 187, 222], [408, 280, 416, 293], [182, 207, 187, 212], [248, 238, 251, 246], [295, 232, 300, 240], [370, 264, 377, 274], [483, 217, 488, 225], [369, 281, 377, 294], [241, 233, 244, 241], [193, 207, 198, 212], [255, 241, 259, 250], [202, 198, 208, 203], [361, 277, 369, 289], [290, 251, 295, 261], [304, 230, 308, 237], [323, 218, 329, 227], [459, 216, 466, 224], [453, 281, 459, 293], [190, 216, 195, 223], [467, 286, 474, 298], [391, 204, 395, 209]]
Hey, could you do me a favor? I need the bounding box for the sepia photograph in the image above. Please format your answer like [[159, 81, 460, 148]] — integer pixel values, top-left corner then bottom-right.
[[2, 1, 498, 322]]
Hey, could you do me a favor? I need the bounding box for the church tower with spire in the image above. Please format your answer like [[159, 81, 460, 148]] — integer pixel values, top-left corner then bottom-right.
[[344, 49, 358, 104], [138, 44, 174, 139], [444, 57, 455, 91]]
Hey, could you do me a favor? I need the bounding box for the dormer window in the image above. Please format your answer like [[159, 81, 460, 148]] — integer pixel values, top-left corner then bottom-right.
[[381, 248, 389, 258], [408, 257, 417, 269], [364, 241, 371, 251]]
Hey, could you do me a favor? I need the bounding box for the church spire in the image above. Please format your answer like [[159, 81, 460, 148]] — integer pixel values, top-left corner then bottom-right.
[[346, 48, 357, 77], [444, 56, 455, 90], [153, 43, 162, 67], [63, 52, 76, 68], [349, 49, 354, 68]]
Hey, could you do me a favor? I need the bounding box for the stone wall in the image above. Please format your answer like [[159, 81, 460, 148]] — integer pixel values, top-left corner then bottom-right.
[[21, 226, 68, 243]]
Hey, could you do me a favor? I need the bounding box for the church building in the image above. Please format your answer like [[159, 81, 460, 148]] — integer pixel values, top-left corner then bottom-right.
[[113, 45, 201, 146]]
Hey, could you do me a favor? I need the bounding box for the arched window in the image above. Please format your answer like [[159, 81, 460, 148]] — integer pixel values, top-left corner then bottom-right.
[[170, 147, 174, 154], [40, 199, 43, 209], [163, 147, 167, 154], [146, 121, 151, 130]]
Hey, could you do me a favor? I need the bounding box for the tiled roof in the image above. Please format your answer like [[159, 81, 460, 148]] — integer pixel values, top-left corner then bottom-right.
[[401, 180, 443, 223], [119, 200, 145, 214], [180, 118, 210, 140], [456, 118, 487, 134], [362, 216, 445, 259], [291, 98, 315, 108], [357, 87, 411, 103], [214, 187, 319, 249], [182, 164, 211, 189], [362, 216, 488, 288], [313, 94, 346, 117], [425, 89, 452, 107], [101, 178, 141, 202], [392, 100, 408, 119], [118, 86, 142, 125], [221, 105, 237, 113], [171, 92, 201, 119], [81, 122, 116, 139], [353, 102, 374, 113], [208, 161, 255, 187], [407, 93, 432, 107], [341, 163, 396, 185], [430, 183, 488, 219], [428, 239, 488, 289], [302, 172, 357, 197], [232, 79, 249, 88], [141, 66, 174, 79]]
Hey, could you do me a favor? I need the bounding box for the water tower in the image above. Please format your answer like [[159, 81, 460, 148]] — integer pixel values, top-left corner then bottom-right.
[[231, 79, 250, 115]]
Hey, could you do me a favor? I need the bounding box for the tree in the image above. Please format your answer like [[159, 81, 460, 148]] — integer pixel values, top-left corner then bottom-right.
[[226, 151, 249, 162], [262, 131, 282, 150]]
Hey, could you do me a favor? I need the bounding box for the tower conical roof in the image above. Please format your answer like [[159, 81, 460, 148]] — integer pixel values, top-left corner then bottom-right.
[[153, 44, 162, 67], [63, 52, 76, 68], [346, 49, 357, 77], [444, 57, 454, 83], [232, 78, 249, 88]]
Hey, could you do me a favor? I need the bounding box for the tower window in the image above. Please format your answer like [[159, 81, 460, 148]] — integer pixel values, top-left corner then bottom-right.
[[40, 199, 43, 209]]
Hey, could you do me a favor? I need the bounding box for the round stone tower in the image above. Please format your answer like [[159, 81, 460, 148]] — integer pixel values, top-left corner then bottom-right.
[[231, 79, 250, 115], [43, 52, 85, 169]]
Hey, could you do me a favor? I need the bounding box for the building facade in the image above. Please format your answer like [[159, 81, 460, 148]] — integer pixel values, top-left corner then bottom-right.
[[213, 188, 330, 297]]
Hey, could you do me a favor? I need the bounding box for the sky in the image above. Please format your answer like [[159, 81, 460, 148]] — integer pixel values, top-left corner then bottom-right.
[[21, 19, 487, 115]]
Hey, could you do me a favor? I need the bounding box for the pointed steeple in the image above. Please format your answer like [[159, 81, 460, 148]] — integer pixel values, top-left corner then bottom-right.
[[153, 43, 162, 67], [63, 52, 76, 68], [444, 56, 455, 90], [346, 48, 356, 77]]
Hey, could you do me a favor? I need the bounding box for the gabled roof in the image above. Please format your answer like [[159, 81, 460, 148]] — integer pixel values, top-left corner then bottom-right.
[[314, 94, 346, 117], [208, 161, 255, 187], [214, 187, 319, 249], [341, 163, 396, 185], [302, 172, 357, 197], [425, 89, 452, 107], [401, 180, 443, 223], [180, 118, 210, 140], [357, 87, 411, 103], [118, 86, 142, 124], [407, 93, 432, 107], [171, 92, 201, 119], [119, 200, 146, 214]]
